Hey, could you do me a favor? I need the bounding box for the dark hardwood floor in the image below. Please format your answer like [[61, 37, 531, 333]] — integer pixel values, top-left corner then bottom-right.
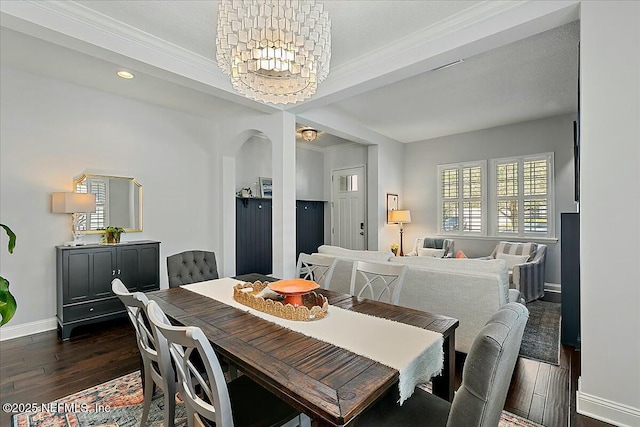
[[0, 318, 613, 427]]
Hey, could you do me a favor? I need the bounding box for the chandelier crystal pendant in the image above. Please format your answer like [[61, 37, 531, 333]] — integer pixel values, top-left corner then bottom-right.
[[216, 0, 331, 105]]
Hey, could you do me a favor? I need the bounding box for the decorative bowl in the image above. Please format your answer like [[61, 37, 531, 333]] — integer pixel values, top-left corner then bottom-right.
[[233, 281, 328, 321], [268, 279, 320, 307]]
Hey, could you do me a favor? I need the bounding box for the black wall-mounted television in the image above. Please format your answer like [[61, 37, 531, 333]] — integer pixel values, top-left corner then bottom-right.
[[574, 42, 580, 203]]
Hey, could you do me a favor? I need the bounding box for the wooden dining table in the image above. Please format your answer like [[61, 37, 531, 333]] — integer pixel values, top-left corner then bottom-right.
[[147, 273, 459, 426]]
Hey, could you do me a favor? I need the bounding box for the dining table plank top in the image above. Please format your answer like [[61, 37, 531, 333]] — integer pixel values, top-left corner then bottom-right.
[[147, 274, 458, 426]]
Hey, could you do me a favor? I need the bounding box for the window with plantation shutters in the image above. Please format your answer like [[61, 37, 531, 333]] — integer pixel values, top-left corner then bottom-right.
[[75, 178, 109, 230], [491, 153, 554, 238], [437, 161, 486, 235]]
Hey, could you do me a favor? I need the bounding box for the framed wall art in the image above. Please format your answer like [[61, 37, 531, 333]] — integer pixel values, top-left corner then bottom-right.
[[259, 177, 273, 198], [386, 193, 398, 223]]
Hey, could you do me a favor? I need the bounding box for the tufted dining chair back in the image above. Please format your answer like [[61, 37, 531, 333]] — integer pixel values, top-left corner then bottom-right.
[[167, 250, 219, 288]]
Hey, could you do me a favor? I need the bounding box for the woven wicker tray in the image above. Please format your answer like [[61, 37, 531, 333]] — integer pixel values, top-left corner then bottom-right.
[[233, 281, 329, 321]]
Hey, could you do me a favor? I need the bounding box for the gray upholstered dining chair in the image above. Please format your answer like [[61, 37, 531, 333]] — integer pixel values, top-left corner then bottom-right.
[[167, 250, 219, 288], [352, 302, 529, 427], [349, 261, 408, 304], [112, 279, 177, 427], [296, 253, 338, 289], [145, 299, 302, 427]]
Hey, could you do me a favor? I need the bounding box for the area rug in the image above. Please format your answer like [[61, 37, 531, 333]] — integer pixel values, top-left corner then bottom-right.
[[14, 372, 542, 427], [519, 300, 561, 365]]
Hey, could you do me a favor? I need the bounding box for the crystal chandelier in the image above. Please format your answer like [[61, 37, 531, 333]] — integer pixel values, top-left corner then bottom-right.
[[216, 0, 331, 105]]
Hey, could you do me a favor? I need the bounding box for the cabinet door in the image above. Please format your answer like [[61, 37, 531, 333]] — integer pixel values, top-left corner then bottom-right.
[[90, 248, 118, 299], [137, 244, 160, 292], [65, 252, 91, 303], [117, 244, 160, 292], [118, 246, 140, 291]]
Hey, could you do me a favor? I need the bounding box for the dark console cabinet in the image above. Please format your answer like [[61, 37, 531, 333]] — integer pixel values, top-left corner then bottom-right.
[[56, 240, 160, 339], [561, 213, 580, 348], [236, 198, 325, 275]]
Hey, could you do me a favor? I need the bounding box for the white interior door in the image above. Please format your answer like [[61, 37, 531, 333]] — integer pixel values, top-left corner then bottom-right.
[[331, 166, 366, 250]]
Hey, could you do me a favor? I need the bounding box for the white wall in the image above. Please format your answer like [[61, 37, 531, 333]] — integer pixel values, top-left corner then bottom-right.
[[235, 138, 325, 201], [578, 2, 640, 425], [403, 114, 577, 284], [373, 141, 405, 252], [0, 66, 216, 328], [296, 146, 324, 200], [235, 135, 272, 197]]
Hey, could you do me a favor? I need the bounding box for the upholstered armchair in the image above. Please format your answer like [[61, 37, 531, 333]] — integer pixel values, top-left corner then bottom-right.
[[408, 237, 455, 258], [488, 241, 547, 302]]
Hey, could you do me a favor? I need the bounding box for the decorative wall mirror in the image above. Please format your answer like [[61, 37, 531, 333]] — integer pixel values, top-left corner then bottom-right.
[[73, 174, 143, 233]]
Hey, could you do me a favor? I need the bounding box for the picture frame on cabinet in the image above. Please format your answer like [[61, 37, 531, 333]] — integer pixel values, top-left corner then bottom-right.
[[259, 177, 272, 198]]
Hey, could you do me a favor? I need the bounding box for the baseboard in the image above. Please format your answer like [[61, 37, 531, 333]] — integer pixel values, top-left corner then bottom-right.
[[577, 377, 640, 427], [544, 282, 561, 293], [0, 317, 58, 341]]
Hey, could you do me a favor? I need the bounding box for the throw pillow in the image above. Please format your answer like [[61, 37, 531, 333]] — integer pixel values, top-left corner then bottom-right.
[[455, 250, 467, 259], [418, 248, 445, 258], [496, 252, 530, 271]]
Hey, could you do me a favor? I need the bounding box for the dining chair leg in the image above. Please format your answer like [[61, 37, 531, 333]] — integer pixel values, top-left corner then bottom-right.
[[227, 364, 238, 381], [163, 381, 176, 427], [140, 365, 154, 426]]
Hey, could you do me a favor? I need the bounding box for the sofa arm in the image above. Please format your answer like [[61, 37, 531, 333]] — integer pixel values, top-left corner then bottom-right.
[[513, 260, 545, 302], [508, 289, 524, 304]]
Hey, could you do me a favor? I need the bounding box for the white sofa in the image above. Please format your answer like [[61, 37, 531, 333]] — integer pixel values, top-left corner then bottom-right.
[[316, 245, 521, 353]]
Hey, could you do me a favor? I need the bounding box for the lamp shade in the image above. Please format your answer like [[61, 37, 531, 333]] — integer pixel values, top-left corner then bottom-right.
[[389, 210, 411, 224], [52, 192, 96, 213]]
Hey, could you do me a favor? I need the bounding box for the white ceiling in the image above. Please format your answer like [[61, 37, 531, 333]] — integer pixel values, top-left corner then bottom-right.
[[0, 1, 579, 145]]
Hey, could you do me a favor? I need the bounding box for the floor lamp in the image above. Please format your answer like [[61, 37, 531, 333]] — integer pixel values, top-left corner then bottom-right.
[[389, 210, 411, 256]]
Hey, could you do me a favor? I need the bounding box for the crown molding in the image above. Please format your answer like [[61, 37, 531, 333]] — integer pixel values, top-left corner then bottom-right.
[[296, 141, 362, 154], [26, 1, 223, 75], [329, 1, 525, 82]]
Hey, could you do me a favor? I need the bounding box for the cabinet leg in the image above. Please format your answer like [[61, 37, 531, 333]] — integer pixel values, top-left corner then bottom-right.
[[59, 325, 73, 340]]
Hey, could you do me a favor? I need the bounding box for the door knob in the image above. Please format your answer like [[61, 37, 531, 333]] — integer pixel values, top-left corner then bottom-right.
[[360, 231, 364, 235]]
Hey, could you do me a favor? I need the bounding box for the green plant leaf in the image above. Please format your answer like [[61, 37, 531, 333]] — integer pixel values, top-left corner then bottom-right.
[[0, 276, 17, 326], [0, 224, 16, 254]]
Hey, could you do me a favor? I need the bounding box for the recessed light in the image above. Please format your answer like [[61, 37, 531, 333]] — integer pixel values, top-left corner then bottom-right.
[[116, 70, 135, 79]]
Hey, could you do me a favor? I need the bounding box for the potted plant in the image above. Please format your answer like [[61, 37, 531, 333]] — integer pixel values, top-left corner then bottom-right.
[[390, 243, 399, 256], [101, 226, 125, 244], [0, 224, 17, 326]]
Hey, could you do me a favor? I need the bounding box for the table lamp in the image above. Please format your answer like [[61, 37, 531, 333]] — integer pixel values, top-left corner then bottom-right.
[[389, 210, 411, 256], [52, 192, 97, 246]]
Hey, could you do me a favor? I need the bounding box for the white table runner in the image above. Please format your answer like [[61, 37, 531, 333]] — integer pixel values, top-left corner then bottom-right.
[[182, 278, 443, 403]]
